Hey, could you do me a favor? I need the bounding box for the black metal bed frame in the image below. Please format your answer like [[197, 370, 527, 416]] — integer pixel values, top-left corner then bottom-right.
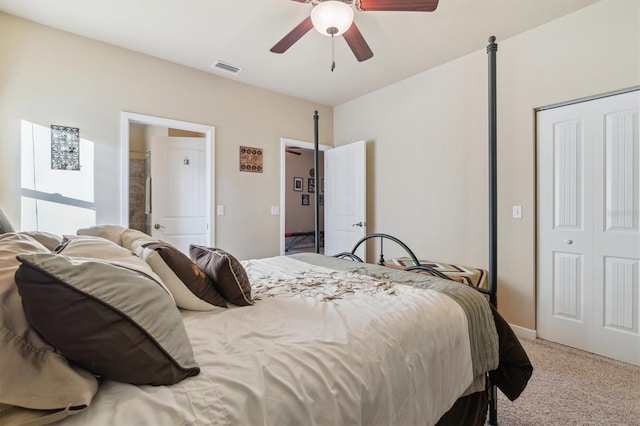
[[310, 36, 500, 426], [333, 233, 452, 281]]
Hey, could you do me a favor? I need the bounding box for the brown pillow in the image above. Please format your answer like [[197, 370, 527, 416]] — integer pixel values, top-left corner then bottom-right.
[[0, 233, 97, 414], [189, 245, 254, 306], [137, 242, 227, 310], [15, 253, 200, 386]]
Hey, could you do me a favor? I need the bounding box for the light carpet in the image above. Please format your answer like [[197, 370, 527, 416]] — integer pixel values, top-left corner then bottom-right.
[[492, 338, 640, 425]]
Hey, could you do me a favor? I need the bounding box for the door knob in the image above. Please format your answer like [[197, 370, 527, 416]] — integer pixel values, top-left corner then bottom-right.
[[564, 239, 573, 244], [352, 222, 364, 227], [154, 223, 165, 230]]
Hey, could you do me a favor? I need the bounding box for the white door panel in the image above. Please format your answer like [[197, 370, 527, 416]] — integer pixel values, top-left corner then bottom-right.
[[324, 141, 366, 259], [151, 136, 208, 254], [592, 101, 639, 365], [537, 90, 639, 366]]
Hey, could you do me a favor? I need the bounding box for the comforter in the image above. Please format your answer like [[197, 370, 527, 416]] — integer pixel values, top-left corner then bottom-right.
[[59, 254, 501, 425]]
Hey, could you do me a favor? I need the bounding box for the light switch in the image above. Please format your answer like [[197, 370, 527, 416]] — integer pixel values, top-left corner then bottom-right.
[[270, 206, 280, 215], [217, 205, 225, 216], [512, 205, 522, 219]]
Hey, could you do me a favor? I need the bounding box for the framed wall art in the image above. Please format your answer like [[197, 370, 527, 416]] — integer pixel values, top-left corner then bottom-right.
[[293, 177, 303, 191], [302, 194, 310, 206], [308, 178, 315, 193], [51, 125, 80, 171], [239, 146, 263, 173]]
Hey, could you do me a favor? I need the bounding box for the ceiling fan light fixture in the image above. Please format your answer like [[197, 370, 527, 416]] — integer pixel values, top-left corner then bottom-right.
[[311, 1, 354, 37]]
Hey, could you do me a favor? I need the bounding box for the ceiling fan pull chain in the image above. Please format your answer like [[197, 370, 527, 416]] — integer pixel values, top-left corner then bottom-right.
[[331, 33, 336, 72]]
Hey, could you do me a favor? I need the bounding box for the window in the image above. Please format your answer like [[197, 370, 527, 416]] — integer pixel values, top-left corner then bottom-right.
[[20, 120, 96, 235]]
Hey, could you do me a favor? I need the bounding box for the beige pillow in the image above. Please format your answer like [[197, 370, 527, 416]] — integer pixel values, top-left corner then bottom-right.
[[55, 235, 174, 303], [76, 224, 126, 246], [19, 231, 62, 251], [121, 228, 155, 251], [15, 252, 200, 385], [189, 245, 254, 306], [0, 233, 98, 412]]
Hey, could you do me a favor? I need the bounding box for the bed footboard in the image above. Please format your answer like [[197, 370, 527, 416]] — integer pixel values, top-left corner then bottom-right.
[[333, 233, 452, 280]]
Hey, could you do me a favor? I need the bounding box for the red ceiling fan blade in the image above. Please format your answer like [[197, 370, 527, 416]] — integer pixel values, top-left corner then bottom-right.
[[343, 23, 373, 62], [270, 17, 314, 54], [357, 0, 439, 12]]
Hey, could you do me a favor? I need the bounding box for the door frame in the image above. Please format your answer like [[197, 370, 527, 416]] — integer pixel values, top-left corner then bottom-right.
[[120, 112, 215, 245], [279, 137, 331, 255]]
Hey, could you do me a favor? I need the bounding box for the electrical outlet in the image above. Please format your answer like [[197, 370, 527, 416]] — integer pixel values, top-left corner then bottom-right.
[[270, 206, 280, 215], [217, 205, 225, 216], [512, 205, 522, 219]]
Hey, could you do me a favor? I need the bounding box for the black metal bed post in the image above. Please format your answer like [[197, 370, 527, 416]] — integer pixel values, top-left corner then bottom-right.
[[313, 111, 320, 254], [487, 35, 499, 426], [487, 36, 498, 309]]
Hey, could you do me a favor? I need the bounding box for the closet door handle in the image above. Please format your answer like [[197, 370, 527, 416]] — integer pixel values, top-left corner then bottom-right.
[[564, 239, 573, 245], [352, 222, 364, 227], [154, 223, 165, 230]]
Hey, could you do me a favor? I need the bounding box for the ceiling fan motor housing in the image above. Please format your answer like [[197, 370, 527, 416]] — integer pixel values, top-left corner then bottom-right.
[[311, 0, 355, 37]]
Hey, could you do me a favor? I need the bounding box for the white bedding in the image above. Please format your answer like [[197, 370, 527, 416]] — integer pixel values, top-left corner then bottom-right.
[[60, 256, 474, 426]]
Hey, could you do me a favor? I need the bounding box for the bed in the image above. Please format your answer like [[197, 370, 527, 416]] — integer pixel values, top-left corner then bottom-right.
[[0, 225, 531, 426], [1, 35, 532, 426]]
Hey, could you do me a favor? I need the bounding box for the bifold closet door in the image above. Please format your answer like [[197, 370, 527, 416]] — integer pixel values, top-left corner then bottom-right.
[[537, 90, 639, 366]]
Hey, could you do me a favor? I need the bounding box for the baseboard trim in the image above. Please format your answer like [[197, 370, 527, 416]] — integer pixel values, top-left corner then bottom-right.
[[509, 324, 537, 340]]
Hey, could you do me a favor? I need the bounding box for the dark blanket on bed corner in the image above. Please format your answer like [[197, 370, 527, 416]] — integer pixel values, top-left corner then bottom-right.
[[489, 305, 533, 401], [437, 307, 533, 425]]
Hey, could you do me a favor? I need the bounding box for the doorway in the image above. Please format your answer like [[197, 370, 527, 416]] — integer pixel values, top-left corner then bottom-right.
[[280, 138, 330, 255], [120, 112, 215, 248]]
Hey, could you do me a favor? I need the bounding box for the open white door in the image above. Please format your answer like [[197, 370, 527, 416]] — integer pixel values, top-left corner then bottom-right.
[[150, 136, 209, 254], [324, 140, 366, 259]]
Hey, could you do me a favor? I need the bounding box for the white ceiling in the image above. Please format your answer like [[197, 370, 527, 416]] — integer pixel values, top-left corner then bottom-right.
[[0, 0, 601, 106]]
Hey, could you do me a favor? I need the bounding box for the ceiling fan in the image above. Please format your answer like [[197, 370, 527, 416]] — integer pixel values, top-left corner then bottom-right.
[[270, 0, 440, 69], [285, 147, 302, 155]]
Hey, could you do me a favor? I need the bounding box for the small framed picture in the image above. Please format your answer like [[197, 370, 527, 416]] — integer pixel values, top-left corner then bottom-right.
[[302, 194, 310, 206], [321, 178, 324, 193], [318, 195, 324, 206], [293, 177, 303, 192], [308, 178, 315, 193]]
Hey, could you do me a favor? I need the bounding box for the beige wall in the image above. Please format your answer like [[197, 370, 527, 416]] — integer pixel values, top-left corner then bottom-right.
[[333, 0, 640, 329], [0, 13, 333, 260]]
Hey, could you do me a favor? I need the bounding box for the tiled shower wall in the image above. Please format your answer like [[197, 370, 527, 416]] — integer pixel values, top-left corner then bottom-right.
[[129, 157, 147, 233]]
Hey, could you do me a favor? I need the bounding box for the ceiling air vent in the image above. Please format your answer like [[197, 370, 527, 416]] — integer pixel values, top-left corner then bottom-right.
[[211, 60, 242, 75]]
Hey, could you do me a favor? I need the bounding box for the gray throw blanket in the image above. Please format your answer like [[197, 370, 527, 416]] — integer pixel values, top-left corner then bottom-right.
[[292, 253, 499, 378]]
